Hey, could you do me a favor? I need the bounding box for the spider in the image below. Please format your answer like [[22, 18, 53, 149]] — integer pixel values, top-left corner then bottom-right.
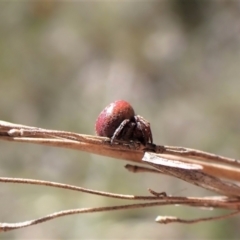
[[95, 100, 153, 145]]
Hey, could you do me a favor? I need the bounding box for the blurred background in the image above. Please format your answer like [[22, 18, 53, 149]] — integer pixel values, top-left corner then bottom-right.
[[1, 1, 240, 239]]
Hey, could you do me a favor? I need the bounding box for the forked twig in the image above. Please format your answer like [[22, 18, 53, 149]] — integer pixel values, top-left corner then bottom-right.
[[0, 176, 240, 231], [1, 120, 240, 230]]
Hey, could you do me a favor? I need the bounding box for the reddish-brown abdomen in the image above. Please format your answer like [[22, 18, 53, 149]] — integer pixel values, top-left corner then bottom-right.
[[95, 100, 135, 137]]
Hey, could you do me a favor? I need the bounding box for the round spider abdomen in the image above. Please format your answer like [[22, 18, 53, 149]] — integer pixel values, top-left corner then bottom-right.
[[95, 100, 135, 138]]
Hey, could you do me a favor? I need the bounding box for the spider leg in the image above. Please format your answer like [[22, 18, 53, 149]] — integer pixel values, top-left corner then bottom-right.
[[121, 121, 136, 140], [110, 119, 131, 143], [136, 121, 148, 145], [147, 124, 153, 143], [134, 115, 153, 144]]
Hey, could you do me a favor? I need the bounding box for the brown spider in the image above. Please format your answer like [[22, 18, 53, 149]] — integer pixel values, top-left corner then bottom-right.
[[95, 100, 153, 145]]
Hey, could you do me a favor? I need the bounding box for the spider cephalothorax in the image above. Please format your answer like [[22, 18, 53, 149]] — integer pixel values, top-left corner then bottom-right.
[[95, 100, 153, 145]]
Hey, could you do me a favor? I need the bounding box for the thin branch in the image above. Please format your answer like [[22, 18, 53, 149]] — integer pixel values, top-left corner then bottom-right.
[[0, 202, 168, 232], [155, 210, 240, 224], [0, 177, 162, 201], [1, 176, 240, 209], [161, 145, 240, 167], [0, 196, 240, 232]]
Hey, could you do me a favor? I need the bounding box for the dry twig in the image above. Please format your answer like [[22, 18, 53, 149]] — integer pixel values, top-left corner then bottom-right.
[[1, 120, 240, 230]]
